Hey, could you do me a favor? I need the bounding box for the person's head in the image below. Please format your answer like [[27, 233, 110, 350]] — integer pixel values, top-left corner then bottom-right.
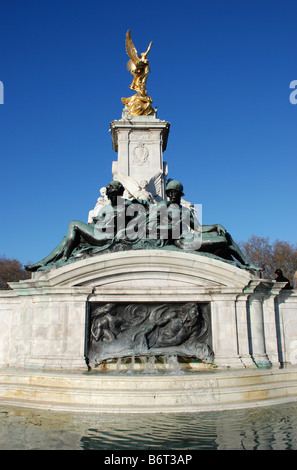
[[180, 302, 199, 326], [275, 269, 283, 278], [166, 180, 184, 204], [105, 181, 125, 204], [140, 53, 149, 62], [185, 302, 199, 319]]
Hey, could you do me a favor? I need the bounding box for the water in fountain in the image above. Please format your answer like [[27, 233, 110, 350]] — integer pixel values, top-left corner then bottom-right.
[[113, 355, 184, 374], [127, 356, 135, 374], [139, 356, 158, 374], [166, 355, 182, 374]]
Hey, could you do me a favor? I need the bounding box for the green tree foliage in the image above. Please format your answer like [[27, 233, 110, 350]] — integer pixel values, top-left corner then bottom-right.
[[0, 256, 30, 290], [239, 236, 297, 282]]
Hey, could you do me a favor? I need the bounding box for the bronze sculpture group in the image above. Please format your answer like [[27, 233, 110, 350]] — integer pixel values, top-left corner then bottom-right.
[[26, 180, 260, 272]]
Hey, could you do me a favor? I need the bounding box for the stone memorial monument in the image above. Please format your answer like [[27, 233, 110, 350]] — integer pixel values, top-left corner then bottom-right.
[[0, 31, 296, 413]]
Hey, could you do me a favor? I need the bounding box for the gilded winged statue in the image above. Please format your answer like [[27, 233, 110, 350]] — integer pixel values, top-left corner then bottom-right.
[[122, 30, 154, 116], [126, 30, 152, 94]]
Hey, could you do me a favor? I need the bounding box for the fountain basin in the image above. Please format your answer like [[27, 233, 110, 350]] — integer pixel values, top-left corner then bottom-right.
[[0, 366, 297, 413]]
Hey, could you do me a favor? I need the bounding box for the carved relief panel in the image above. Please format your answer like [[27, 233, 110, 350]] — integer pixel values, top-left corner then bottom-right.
[[85, 301, 213, 368]]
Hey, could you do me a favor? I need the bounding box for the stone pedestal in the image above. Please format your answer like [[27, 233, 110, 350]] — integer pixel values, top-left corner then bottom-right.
[[110, 112, 170, 200], [1, 250, 292, 371]]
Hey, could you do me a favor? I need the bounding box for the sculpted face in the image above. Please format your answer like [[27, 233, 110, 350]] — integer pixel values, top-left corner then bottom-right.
[[189, 304, 198, 319], [167, 189, 182, 205]]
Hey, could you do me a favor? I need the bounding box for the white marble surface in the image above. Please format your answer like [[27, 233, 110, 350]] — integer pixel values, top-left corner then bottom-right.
[[1, 365, 297, 413], [110, 115, 170, 200], [0, 251, 295, 370]]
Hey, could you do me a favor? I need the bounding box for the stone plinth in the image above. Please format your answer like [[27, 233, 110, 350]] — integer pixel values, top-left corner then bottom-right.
[[110, 113, 170, 200], [0, 250, 294, 371]]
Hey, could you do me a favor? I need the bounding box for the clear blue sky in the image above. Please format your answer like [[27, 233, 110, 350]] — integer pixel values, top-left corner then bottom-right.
[[0, 0, 296, 266]]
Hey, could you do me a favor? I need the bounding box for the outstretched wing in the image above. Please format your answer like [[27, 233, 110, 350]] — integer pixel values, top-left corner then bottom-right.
[[114, 171, 141, 198], [148, 171, 164, 201], [125, 30, 140, 65]]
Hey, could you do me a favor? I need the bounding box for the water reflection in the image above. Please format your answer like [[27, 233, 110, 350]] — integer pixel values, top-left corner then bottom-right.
[[1, 402, 297, 450]]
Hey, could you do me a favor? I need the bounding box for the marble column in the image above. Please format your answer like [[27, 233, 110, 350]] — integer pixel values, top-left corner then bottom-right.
[[248, 294, 271, 367], [211, 294, 244, 367], [235, 295, 256, 367]]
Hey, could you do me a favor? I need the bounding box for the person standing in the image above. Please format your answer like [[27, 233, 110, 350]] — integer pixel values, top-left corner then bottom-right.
[[274, 269, 292, 290]]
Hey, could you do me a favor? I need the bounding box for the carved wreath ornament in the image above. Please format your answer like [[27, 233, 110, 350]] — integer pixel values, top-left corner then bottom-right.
[[131, 142, 149, 166]]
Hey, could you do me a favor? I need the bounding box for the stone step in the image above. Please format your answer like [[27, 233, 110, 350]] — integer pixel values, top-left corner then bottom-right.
[[1, 365, 297, 386], [0, 366, 297, 413]]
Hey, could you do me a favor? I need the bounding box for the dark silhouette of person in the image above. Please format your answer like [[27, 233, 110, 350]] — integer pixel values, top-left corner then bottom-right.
[[274, 269, 292, 290]]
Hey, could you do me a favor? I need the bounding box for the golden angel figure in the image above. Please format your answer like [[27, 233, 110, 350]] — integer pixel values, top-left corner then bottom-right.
[[122, 30, 154, 116]]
